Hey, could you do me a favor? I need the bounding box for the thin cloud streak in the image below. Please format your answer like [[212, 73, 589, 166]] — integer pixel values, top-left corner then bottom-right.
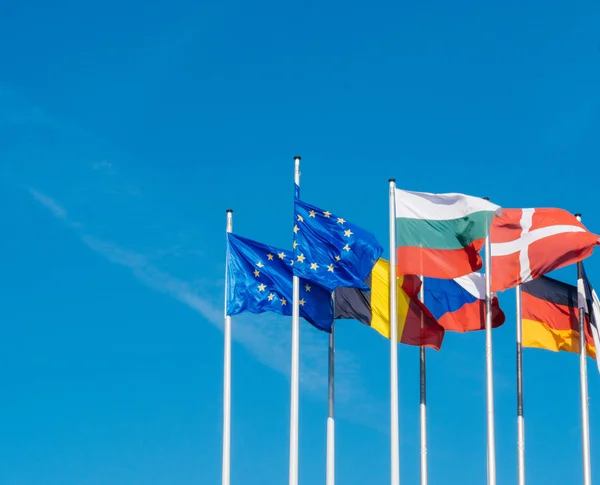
[[79, 236, 337, 395], [28, 188, 69, 221], [9, 83, 384, 428], [91, 160, 115, 173], [27, 187, 384, 428]]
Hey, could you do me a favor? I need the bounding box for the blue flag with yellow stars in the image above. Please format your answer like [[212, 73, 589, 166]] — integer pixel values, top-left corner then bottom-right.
[[292, 198, 384, 291], [226, 233, 333, 332]]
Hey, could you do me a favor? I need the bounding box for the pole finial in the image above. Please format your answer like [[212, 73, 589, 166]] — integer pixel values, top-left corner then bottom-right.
[[388, 178, 396, 183], [226, 209, 233, 213], [483, 197, 490, 201], [575, 213, 582, 218], [294, 155, 301, 161]]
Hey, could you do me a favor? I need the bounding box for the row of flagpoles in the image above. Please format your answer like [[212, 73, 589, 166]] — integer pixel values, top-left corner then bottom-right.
[[221, 156, 597, 485], [387, 179, 499, 485]]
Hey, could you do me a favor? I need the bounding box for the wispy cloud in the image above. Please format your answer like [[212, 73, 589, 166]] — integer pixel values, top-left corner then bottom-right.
[[81, 235, 223, 327], [27, 188, 69, 221], [79, 234, 341, 395], [91, 160, 114, 173], [26, 186, 383, 428], [27, 188, 229, 332]]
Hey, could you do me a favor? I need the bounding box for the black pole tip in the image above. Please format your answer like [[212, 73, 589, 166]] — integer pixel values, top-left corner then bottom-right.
[[483, 197, 490, 201], [388, 178, 396, 183], [294, 155, 301, 160], [575, 213, 582, 218], [226, 209, 233, 213]]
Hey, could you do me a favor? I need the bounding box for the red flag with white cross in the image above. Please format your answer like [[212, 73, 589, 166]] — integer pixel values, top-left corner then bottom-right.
[[491, 208, 600, 292]]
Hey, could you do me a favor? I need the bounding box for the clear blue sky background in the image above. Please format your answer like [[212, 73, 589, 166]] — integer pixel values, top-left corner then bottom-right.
[[1, 1, 599, 484]]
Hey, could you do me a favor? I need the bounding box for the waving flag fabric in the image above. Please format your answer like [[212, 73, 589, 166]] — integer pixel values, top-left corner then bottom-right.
[[424, 273, 505, 332], [394, 189, 501, 279], [582, 267, 600, 372], [293, 197, 383, 291], [226, 233, 333, 332], [491, 208, 599, 292], [335, 259, 444, 350], [521, 275, 596, 358]]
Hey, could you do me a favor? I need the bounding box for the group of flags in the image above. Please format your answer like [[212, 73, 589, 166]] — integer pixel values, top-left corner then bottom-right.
[[223, 165, 600, 485], [227, 189, 600, 359], [226, 197, 384, 332]]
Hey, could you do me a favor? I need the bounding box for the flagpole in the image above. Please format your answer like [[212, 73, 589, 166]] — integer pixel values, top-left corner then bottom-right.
[[419, 278, 428, 485], [289, 156, 301, 485], [484, 221, 497, 485], [575, 214, 592, 485], [516, 284, 525, 485], [388, 178, 400, 485], [222, 209, 233, 485], [326, 318, 335, 485]]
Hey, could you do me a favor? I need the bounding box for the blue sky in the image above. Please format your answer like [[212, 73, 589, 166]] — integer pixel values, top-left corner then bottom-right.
[[1, 1, 599, 484]]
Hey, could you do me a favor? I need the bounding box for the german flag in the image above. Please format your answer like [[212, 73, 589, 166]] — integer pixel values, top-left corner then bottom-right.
[[334, 259, 445, 350], [522, 275, 596, 358]]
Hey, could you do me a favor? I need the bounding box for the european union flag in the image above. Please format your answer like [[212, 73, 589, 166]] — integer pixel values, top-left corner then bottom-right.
[[292, 198, 384, 291], [226, 233, 333, 332]]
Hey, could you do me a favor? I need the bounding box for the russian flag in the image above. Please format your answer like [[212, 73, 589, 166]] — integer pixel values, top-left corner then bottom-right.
[[424, 273, 505, 332]]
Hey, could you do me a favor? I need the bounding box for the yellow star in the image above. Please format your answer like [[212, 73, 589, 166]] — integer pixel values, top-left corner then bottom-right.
[[344, 229, 353, 237], [258, 284, 266, 292], [335, 255, 341, 261], [310, 262, 319, 270], [343, 244, 351, 252], [267, 253, 274, 261], [323, 211, 331, 218], [293, 240, 298, 249], [328, 264, 334, 272], [281, 297, 287, 306], [299, 298, 306, 306], [297, 254, 306, 263], [337, 217, 346, 224], [257, 262, 264, 268], [254, 269, 260, 277], [293, 225, 299, 233], [278, 252, 286, 259], [297, 214, 304, 222], [305, 284, 311, 292], [309, 210, 316, 218], [268, 293, 275, 301]]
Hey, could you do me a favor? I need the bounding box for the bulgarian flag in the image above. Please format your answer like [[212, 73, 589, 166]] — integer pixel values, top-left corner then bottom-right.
[[394, 189, 501, 279]]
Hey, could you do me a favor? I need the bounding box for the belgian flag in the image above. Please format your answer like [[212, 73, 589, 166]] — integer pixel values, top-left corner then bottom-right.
[[335, 259, 445, 350], [522, 275, 596, 358]]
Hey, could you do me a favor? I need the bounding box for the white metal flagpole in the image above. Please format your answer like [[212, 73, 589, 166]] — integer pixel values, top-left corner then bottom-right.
[[289, 156, 302, 485], [484, 219, 497, 485], [326, 319, 335, 485], [575, 213, 592, 485], [419, 276, 429, 485], [222, 209, 233, 485], [419, 278, 428, 485], [516, 285, 526, 485], [388, 179, 400, 485]]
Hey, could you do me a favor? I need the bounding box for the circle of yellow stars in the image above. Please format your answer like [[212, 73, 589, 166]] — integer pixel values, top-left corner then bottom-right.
[[252, 252, 314, 308], [292, 206, 354, 276]]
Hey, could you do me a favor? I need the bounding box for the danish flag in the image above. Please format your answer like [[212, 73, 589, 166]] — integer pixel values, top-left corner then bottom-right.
[[490, 208, 600, 292]]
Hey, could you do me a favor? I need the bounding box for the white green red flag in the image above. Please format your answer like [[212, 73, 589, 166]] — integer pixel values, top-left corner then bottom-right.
[[491, 208, 600, 292], [394, 189, 501, 279]]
